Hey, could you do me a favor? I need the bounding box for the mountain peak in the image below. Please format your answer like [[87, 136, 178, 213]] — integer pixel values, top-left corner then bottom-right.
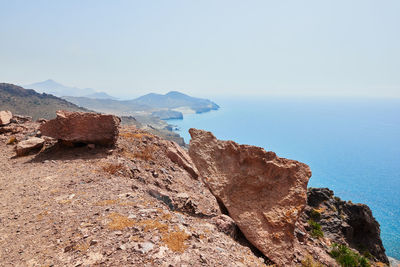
[[166, 91, 186, 96]]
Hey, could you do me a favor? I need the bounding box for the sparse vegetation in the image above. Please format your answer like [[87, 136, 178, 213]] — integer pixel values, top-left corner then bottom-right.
[[6, 136, 17, 145], [330, 243, 370, 267], [161, 227, 190, 252], [101, 163, 125, 175], [120, 131, 152, 140], [310, 209, 321, 220], [134, 145, 156, 161], [301, 254, 324, 267], [123, 144, 156, 161], [107, 212, 135, 230], [308, 219, 324, 238]]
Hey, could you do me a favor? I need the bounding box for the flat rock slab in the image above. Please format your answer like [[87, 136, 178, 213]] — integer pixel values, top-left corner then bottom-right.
[[15, 137, 45, 156], [40, 110, 120, 146], [188, 128, 312, 266], [0, 110, 12, 125]]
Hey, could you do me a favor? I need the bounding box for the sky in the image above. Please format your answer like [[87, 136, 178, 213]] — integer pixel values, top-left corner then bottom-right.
[[1, 0, 399, 98]]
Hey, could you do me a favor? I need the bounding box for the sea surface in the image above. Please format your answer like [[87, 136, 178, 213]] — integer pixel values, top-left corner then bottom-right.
[[169, 96, 400, 259]]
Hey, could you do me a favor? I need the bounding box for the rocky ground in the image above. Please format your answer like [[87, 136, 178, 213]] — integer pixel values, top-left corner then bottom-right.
[[0, 121, 266, 266], [0, 112, 392, 267]]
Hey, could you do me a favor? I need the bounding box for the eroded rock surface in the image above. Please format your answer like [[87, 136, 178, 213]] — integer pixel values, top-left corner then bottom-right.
[[40, 110, 120, 146], [188, 128, 312, 265], [15, 137, 45, 156], [164, 140, 198, 179], [299, 188, 389, 264], [0, 110, 13, 125]]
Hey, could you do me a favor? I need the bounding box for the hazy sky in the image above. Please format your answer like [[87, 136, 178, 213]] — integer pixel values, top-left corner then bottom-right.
[[1, 0, 399, 98]]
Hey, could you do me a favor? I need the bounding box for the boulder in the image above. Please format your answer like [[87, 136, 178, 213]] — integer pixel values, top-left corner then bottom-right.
[[0, 111, 12, 125], [15, 137, 45, 156], [40, 110, 120, 146], [165, 141, 198, 179], [188, 128, 311, 265]]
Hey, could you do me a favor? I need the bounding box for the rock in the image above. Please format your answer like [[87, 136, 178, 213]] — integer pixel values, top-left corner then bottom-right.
[[0, 111, 12, 125], [36, 118, 48, 123], [165, 141, 199, 179], [304, 188, 389, 263], [15, 137, 45, 156], [11, 115, 32, 124], [174, 193, 198, 215], [212, 215, 237, 238], [188, 128, 312, 265], [136, 242, 154, 254], [87, 144, 95, 149], [40, 110, 120, 146], [148, 189, 175, 210]]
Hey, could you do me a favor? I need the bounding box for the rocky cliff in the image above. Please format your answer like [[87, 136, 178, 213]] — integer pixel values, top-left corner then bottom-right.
[[0, 113, 390, 266]]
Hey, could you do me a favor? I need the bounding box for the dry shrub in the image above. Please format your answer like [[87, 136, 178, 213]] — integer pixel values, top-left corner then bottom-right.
[[74, 240, 91, 252], [107, 212, 135, 230], [101, 163, 125, 175], [120, 131, 151, 140], [140, 219, 168, 233], [123, 145, 156, 161], [301, 254, 324, 267], [6, 136, 17, 145], [95, 199, 119, 206], [135, 145, 156, 160], [161, 228, 190, 253]]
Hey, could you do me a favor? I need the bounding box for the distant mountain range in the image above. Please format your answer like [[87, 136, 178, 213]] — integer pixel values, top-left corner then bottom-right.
[[63, 91, 219, 120], [0, 83, 87, 120], [25, 79, 116, 99], [24, 80, 219, 120], [0, 81, 218, 144], [0, 83, 185, 144]]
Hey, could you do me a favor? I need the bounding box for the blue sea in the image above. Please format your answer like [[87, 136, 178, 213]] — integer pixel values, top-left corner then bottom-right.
[[169, 96, 400, 259]]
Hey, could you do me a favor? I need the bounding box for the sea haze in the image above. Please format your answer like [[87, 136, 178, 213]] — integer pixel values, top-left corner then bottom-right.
[[169, 96, 400, 259]]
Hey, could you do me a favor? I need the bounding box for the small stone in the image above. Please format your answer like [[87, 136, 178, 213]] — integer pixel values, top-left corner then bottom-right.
[[87, 144, 95, 149], [138, 242, 154, 254]]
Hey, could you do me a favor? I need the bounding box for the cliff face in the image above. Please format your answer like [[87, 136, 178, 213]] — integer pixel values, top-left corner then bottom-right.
[[188, 128, 389, 266], [299, 188, 388, 263], [0, 115, 389, 266]]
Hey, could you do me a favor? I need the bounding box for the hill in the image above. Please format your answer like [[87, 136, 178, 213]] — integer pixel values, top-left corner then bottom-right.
[[25, 79, 115, 99], [64, 91, 219, 120], [134, 91, 219, 114], [0, 83, 88, 120]]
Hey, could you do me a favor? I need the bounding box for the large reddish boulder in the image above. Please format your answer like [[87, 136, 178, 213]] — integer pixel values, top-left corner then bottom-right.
[[188, 128, 312, 266], [40, 111, 120, 146], [0, 110, 12, 125]]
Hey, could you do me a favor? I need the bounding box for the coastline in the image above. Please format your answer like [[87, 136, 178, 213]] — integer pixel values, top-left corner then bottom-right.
[[167, 97, 400, 259]]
